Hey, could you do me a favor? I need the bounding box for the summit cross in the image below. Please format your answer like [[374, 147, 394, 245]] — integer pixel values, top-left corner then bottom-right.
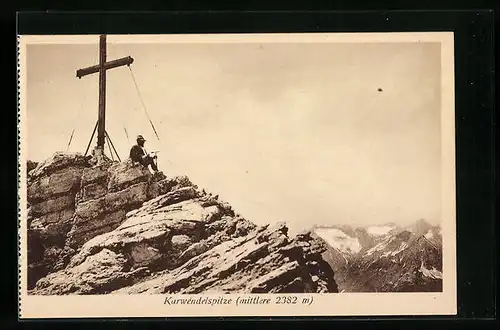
[[76, 34, 134, 152]]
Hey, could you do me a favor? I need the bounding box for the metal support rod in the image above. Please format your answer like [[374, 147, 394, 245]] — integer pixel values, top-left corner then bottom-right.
[[105, 134, 115, 161], [105, 130, 121, 162], [84, 121, 98, 156]]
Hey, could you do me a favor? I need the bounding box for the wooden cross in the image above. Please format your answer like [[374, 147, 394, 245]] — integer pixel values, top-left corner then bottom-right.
[[76, 34, 134, 154]]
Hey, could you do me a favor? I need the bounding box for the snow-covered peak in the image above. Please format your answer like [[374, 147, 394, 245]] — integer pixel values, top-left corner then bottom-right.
[[314, 228, 362, 254], [419, 260, 443, 279], [365, 235, 395, 256], [424, 229, 434, 240], [366, 225, 396, 236]]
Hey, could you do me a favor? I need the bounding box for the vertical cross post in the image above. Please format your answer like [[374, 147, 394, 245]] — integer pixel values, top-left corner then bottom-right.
[[76, 35, 134, 159], [97, 35, 107, 149]]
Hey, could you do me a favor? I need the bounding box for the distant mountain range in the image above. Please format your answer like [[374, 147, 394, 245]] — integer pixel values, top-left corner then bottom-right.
[[312, 219, 442, 292]]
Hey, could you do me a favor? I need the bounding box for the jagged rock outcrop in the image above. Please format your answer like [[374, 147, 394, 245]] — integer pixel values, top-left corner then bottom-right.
[[27, 152, 338, 294], [27, 152, 195, 288], [27, 160, 39, 173], [27, 153, 92, 288]]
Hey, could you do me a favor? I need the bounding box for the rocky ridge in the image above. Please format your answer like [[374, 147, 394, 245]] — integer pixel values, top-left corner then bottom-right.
[[27, 152, 338, 295]]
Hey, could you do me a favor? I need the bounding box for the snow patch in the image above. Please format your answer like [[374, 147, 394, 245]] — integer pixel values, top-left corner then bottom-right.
[[365, 235, 395, 256], [419, 261, 443, 279], [381, 251, 392, 258], [391, 242, 408, 256], [366, 225, 395, 236], [424, 229, 434, 240], [366, 238, 408, 258], [315, 228, 362, 254]]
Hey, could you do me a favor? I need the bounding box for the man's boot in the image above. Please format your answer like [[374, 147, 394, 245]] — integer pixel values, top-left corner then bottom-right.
[[149, 156, 158, 172], [151, 162, 158, 172]]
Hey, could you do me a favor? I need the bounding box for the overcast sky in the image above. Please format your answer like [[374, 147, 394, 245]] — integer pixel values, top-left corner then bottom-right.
[[26, 39, 442, 234]]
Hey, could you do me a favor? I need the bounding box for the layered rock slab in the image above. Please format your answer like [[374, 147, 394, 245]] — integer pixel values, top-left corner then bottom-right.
[[26, 152, 193, 288], [27, 153, 92, 289], [32, 189, 251, 294], [31, 189, 337, 295], [115, 224, 338, 294], [28, 153, 339, 295]]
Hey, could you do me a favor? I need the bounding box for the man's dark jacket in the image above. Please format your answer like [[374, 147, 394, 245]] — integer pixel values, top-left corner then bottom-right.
[[130, 145, 146, 163]]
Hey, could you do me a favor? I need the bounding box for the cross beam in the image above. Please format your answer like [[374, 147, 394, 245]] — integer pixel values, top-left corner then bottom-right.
[[76, 35, 134, 151], [76, 56, 134, 78]]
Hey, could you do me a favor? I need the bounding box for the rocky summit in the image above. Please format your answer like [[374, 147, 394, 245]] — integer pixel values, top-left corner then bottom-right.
[[26, 152, 338, 295]]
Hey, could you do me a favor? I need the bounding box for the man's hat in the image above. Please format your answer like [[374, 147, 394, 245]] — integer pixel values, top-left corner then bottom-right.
[[137, 135, 146, 141]]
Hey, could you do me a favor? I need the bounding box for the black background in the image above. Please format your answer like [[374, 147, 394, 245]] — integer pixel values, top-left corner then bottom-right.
[[2, 5, 497, 330]]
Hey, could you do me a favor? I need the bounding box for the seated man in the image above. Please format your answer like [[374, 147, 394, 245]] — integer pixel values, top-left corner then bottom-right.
[[129, 135, 158, 172]]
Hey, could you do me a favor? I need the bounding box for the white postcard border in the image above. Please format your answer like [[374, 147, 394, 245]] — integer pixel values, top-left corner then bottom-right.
[[18, 32, 456, 318]]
